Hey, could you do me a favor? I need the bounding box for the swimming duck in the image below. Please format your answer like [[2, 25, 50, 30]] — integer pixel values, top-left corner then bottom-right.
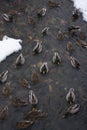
[[2, 13, 13, 22], [66, 88, 75, 105], [67, 41, 73, 53], [52, 52, 61, 64], [72, 9, 79, 21], [41, 27, 49, 36], [40, 62, 49, 74], [32, 41, 42, 55], [16, 120, 33, 129], [68, 104, 80, 114], [0, 106, 8, 120], [37, 8, 46, 17], [70, 56, 80, 69], [48, 1, 60, 7], [29, 90, 38, 106], [0, 70, 8, 83], [2, 82, 11, 96], [15, 53, 25, 66], [19, 78, 31, 89], [31, 70, 39, 84], [25, 109, 47, 121], [12, 97, 28, 107], [68, 25, 80, 36], [57, 30, 64, 40]]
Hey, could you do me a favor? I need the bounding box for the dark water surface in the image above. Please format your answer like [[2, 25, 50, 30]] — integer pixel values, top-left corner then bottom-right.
[[0, 0, 87, 130]]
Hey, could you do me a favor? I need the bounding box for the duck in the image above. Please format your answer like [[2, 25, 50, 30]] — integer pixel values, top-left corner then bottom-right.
[[0, 70, 8, 83], [15, 53, 25, 66], [2, 13, 13, 22], [29, 90, 38, 106], [72, 9, 79, 21], [12, 97, 28, 107], [25, 109, 47, 121], [31, 70, 39, 84], [2, 82, 11, 96], [41, 27, 49, 36], [40, 62, 49, 74], [37, 8, 46, 17], [16, 120, 33, 129], [19, 78, 31, 89], [0, 106, 8, 120], [48, 0, 60, 7], [66, 88, 75, 105], [32, 41, 42, 55], [68, 104, 80, 114], [52, 52, 61, 64], [67, 42, 73, 53], [70, 56, 80, 69], [57, 30, 64, 40]]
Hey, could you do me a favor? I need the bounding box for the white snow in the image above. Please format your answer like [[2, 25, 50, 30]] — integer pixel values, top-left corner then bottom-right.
[[0, 35, 22, 62], [71, 0, 87, 21]]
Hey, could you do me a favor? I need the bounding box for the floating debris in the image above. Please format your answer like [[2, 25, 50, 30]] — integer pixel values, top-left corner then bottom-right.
[[0, 106, 8, 120], [12, 97, 28, 107], [25, 109, 47, 121], [2, 13, 13, 22], [40, 62, 49, 74], [70, 56, 80, 69], [66, 88, 75, 105], [2, 82, 11, 97], [19, 78, 31, 89], [68, 104, 80, 114], [15, 53, 25, 67], [41, 27, 49, 36], [29, 90, 38, 106], [0, 70, 8, 83], [37, 8, 46, 17], [31, 71, 39, 84], [48, 1, 60, 7], [72, 9, 79, 21], [67, 41, 73, 53], [52, 52, 61, 64], [16, 120, 33, 129], [57, 30, 64, 40], [32, 41, 42, 55]]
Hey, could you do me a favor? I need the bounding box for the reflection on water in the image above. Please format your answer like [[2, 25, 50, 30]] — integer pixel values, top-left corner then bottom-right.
[[0, 0, 87, 130]]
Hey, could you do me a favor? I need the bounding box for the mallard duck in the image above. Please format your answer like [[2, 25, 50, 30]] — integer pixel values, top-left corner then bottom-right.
[[72, 9, 79, 21], [67, 42, 73, 53], [66, 88, 75, 105], [52, 52, 61, 64], [2, 82, 11, 96], [2, 13, 13, 22], [68, 25, 80, 36], [15, 53, 25, 66], [57, 30, 64, 40], [31, 70, 39, 84], [16, 120, 33, 129], [19, 78, 31, 89], [29, 90, 38, 106], [68, 104, 80, 114], [0, 106, 8, 120], [40, 62, 49, 74], [78, 40, 87, 48], [25, 109, 47, 121], [12, 97, 28, 107], [37, 8, 46, 17], [41, 27, 49, 36], [0, 70, 8, 83], [48, 0, 60, 7], [70, 56, 80, 69], [32, 41, 42, 55]]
